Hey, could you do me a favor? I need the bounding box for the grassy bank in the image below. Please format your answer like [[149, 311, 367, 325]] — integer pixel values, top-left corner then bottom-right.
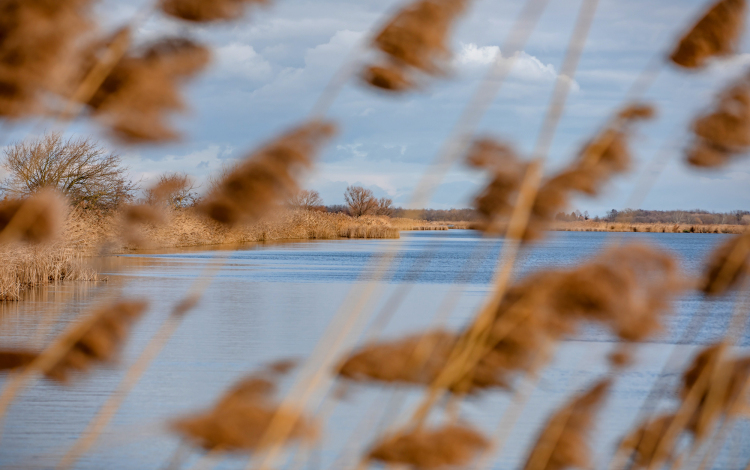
[[0, 245, 98, 301], [552, 220, 747, 234], [2, 208, 407, 300]]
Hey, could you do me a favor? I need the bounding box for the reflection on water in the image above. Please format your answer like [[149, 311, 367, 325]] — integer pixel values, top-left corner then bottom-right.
[[0, 230, 748, 469]]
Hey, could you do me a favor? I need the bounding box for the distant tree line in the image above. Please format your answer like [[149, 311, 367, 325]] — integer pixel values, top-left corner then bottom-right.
[[555, 209, 750, 225]]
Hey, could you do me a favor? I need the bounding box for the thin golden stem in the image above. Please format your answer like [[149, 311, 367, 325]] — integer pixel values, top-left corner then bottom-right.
[[405, 0, 601, 430], [242, 0, 555, 467]]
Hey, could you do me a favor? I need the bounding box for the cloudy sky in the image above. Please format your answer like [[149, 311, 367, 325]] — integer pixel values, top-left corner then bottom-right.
[[5, 0, 750, 216]]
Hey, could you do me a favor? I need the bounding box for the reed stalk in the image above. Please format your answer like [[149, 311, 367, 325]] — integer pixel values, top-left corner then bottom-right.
[[239, 2, 556, 469], [403, 0, 600, 430]]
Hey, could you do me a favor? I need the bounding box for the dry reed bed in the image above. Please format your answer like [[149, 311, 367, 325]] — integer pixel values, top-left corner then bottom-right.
[[388, 217, 450, 231], [0, 244, 97, 301], [552, 221, 746, 234], [1, 208, 405, 301]]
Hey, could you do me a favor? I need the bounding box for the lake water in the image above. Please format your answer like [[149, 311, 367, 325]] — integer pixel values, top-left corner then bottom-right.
[[0, 230, 748, 470]]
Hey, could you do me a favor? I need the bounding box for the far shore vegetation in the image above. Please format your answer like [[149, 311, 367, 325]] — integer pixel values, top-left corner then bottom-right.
[[1, 134, 747, 301]]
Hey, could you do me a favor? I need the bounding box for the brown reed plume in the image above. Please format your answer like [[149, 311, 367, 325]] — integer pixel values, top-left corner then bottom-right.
[[0, 350, 38, 371], [0, 0, 94, 118], [465, 139, 529, 234], [620, 414, 678, 469], [549, 243, 680, 342], [686, 72, 750, 167], [0, 189, 68, 245], [118, 174, 194, 244], [362, 0, 469, 91], [482, 244, 678, 385], [525, 103, 655, 240], [679, 344, 750, 439], [366, 423, 489, 469], [159, 0, 269, 23], [198, 121, 336, 226], [337, 330, 509, 392], [172, 369, 318, 452], [700, 231, 750, 295], [468, 104, 654, 240], [669, 0, 746, 69], [79, 33, 211, 143], [522, 380, 609, 470], [620, 344, 750, 469], [44, 300, 148, 382]]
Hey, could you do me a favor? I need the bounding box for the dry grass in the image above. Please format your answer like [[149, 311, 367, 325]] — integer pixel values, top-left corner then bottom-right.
[[551, 220, 746, 234], [388, 217, 450, 230], [0, 243, 98, 301]]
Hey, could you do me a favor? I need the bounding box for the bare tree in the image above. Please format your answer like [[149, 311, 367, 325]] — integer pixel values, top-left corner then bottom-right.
[[289, 189, 323, 210], [376, 197, 394, 216], [144, 172, 198, 209], [344, 185, 378, 217], [1, 132, 137, 209]]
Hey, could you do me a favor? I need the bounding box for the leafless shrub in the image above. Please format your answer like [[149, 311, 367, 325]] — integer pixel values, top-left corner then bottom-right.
[[198, 121, 336, 226], [288, 189, 323, 210], [669, 0, 746, 69], [159, 0, 269, 23], [344, 185, 379, 217], [367, 423, 489, 469], [1, 133, 137, 210], [376, 197, 395, 216], [80, 33, 211, 143], [0, 0, 94, 118]]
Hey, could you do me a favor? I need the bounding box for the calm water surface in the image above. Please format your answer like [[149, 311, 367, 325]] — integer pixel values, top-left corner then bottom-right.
[[1, 230, 748, 469]]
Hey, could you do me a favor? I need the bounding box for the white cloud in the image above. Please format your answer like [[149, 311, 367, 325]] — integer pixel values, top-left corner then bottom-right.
[[455, 43, 500, 67], [215, 43, 273, 81], [336, 143, 367, 158], [455, 43, 579, 91]]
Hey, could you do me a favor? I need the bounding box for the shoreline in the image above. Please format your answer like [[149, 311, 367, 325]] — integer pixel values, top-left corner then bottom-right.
[[550, 221, 746, 234]]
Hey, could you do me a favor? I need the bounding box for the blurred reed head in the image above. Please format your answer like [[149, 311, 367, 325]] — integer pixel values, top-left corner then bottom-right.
[[680, 344, 750, 438], [159, 0, 269, 23], [620, 414, 678, 469], [172, 368, 317, 452], [45, 299, 148, 382], [198, 121, 337, 226], [687, 72, 750, 167], [363, 0, 469, 91], [337, 330, 502, 391], [0, 349, 38, 371], [367, 423, 489, 469], [523, 380, 610, 470], [0, 0, 94, 118], [670, 0, 746, 69], [0, 189, 68, 245], [468, 104, 654, 241], [701, 230, 750, 295], [465, 138, 528, 234], [81, 32, 211, 143]]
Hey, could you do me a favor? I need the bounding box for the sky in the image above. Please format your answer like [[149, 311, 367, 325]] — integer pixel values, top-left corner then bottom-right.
[[4, 0, 750, 216]]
